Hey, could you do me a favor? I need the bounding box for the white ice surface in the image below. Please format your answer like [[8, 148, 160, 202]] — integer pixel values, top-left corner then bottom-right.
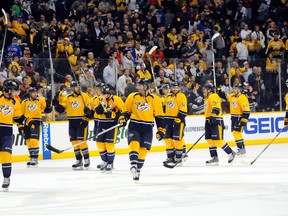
[[1, 144, 288, 216]]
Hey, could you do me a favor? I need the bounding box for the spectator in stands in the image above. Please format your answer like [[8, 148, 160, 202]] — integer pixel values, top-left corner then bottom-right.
[[117, 69, 132, 96], [19, 76, 31, 100], [103, 58, 116, 89]]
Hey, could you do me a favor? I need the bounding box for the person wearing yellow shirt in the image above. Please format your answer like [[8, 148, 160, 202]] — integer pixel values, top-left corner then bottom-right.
[[8, 55, 21, 76], [266, 32, 285, 58], [167, 28, 178, 44], [68, 47, 81, 71], [0, 80, 26, 191], [118, 78, 165, 181], [56, 37, 74, 58], [229, 61, 248, 77], [243, 35, 262, 63], [21, 88, 52, 167], [11, 15, 29, 37], [136, 62, 152, 81], [284, 79, 288, 127], [203, 82, 236, 166]]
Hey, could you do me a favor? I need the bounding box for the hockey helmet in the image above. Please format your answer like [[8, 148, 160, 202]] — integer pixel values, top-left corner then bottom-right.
[[3, 79, 19, 92], [162, 83, 171, 89], [171, 82, 180, 87], [102, 86, 110, 94], [137, 78, 151, 87], [204, 82, 215, 92], [70, 81, 79, 88], [233, 83, 243, 89], [28, 87, 37, 93]]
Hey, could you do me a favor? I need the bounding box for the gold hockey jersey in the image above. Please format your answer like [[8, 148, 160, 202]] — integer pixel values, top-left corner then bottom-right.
[[60, 92, 91, 119], [164, 92, 187, 119], [21, 98, 46, 119], [123, 92, 164, 124], [227, 93, 250, 117], [0, 94, 23, 125], [93, 95, 124, 121], [204, 92, 223, 119]]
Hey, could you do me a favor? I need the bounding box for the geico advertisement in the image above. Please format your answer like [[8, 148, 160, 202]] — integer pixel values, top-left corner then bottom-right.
[[11, 112, 288, 156]]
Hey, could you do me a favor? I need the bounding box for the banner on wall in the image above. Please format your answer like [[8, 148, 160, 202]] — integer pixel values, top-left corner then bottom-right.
[[11, 112, 288, 160]]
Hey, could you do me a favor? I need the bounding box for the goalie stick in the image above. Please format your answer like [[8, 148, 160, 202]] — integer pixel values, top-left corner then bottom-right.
[[0, 9, 8, 68], [250, 127, 285, 165], [46, 123, 121, 154], [163, 133, 205, 169]]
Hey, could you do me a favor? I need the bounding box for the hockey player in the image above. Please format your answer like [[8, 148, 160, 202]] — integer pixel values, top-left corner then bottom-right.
[[162, 82, 187, 166], [203, 83, 236, 166], [0, 80, 26, 191], [52, 81, 92, 170], [118, 78, 165, 181], [92, 86, 124, 173], [226, 84, 250, 156], [20, 88, 52, 167]]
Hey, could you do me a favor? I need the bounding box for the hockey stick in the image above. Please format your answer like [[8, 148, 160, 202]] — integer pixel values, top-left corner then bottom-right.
[[250, 127, 285, 165], [147, 46, 159, 94], [46, 123, 121, 154], [0, 9, 8, 68], [163, 132, 205, 169]]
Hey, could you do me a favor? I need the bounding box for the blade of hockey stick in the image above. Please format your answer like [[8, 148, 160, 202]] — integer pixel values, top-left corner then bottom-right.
[[148, 45, 157, 55], [250, 127, 285, 165], [163, 133, 205, 169], [46, 123, 121, 154]]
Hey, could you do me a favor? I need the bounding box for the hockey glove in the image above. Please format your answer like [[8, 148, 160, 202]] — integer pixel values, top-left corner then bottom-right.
[[25, 117, 36, 131], [118, 116, 127, 127], [84, 107, 92, 117], [18, 124, 25, 135], [156, 127, 166, 141], [80, 117, 89, 129]]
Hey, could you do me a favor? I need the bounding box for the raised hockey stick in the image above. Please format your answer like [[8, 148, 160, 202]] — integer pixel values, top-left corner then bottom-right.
[[46, 123, 121, 154], [250, 127, 285, 165], [163, 132, 205, 169], [0, 9, 8, 68], [147, 46, 159, 94]]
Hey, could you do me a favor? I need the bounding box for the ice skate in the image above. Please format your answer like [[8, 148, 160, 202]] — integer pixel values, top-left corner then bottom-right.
[[84, 159, 90, 169], [2, 177, 10, 192], [162, 157, 175, 166], [97, 161, 108, 172], [228, 151, 237, 164], [174, 158, 182, 167], [236, 148, 246, 157], [72, 160, 83, 170], [206, 156, 219, 166], [133, 171, 140, 182], [105, 164, 113, 174]]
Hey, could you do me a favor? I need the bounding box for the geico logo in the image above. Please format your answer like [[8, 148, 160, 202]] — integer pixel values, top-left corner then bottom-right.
[[244, 117, 287, 134]]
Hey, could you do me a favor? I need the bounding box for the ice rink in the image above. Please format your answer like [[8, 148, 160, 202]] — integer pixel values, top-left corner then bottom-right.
[[1, 144, 288, 216]]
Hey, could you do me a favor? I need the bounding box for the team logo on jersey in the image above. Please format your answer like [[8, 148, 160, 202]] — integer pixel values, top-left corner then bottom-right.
[[27, 104, 37, 112], [0, 105, 13, 116], [232, 101, 238, 108], [243, 104, 248, 108], [166, 100, 175, 109], [70, 100, 81, 109], [213, 100, 218, 105], [135, 102, 150, 112]]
